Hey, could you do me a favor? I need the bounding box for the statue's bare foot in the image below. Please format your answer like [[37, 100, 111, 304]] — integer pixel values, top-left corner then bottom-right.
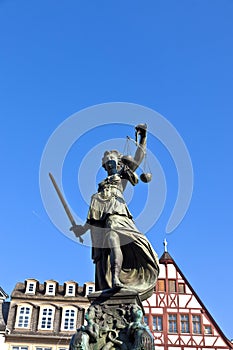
[[112, 277, 124, 289]]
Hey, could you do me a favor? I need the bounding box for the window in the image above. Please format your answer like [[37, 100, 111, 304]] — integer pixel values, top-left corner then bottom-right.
[[180, 314, 190, 333], [46, 284, 55, 295], [28, 283, 34, 292], [168, 314, 177, 333], [17, 306, 31, 328], [12, 347, 28, 350], [45, 281, 56, 295], [25, 279, 37, 294], [157, 279, 166, 292], [192, 315, 201, 334], [87, 285, 94, 294], [48, 285, 54, 293], [36, 348, 52, 350], [204, 325, 212, 334], [61, 308, 77, 331], [39, 307, 54, 329], [152, 315, 163, 331], [178, 283, 185, 293], [144, 316, 149, 325], [65, 283, 76, 296], [168, 280, 176, 292]]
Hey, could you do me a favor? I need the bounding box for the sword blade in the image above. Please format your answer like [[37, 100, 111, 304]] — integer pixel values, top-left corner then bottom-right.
[[49, 172, 77, 227]]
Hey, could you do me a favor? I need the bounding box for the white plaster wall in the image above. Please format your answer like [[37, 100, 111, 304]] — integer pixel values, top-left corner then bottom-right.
[[167, 264, 177, 278], [192, 335, 204, 345], [147, 293, 156, 305], [168, 347, 181, 350], [180, 335, 191, 344], [185, 296, 201, 308], [158, 264, 166, 278], [143, 306, 149, 313], [214, 337, 227, 346], [0, 334, 7, 350], [168, 334, 179, 343], [151, 307, 163, 314], [204, 337, 216, 346], [154, 346, 164, 350]]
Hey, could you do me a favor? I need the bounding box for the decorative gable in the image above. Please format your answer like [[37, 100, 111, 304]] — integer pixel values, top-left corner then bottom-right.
[[143, 250, 233, 350]]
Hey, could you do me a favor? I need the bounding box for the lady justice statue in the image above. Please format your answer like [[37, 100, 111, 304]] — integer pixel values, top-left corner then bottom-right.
[[70, 124, 159, 301]]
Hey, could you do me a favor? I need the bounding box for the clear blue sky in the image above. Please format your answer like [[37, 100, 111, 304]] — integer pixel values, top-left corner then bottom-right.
[[1, 0, 233, 340]]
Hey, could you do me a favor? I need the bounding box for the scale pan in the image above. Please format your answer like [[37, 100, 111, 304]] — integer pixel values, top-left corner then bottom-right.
[[121, 155, 138, 169], [140, 173, 152, 183]]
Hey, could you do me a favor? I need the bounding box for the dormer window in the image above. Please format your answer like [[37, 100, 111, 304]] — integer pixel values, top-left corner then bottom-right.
[[48, 285, 54, 293], [65, 282, 76, 297], [84, 283, 95, 296], [45, 280, 56, 296], [25, 279, 37, 294], [87, 285, 94, 294]]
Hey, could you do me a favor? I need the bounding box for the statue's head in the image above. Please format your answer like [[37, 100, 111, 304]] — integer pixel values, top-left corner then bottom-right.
[[102, 150, 123, 175], [130, 305, 143, 321], [85, 306, 96, 322]]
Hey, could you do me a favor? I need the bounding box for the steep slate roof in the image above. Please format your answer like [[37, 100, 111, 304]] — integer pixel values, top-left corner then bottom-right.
[[0, 286, 8, 300], [158, 250, 233, 348], [11, 281, 87, 301], [0, 286, 9, 331]]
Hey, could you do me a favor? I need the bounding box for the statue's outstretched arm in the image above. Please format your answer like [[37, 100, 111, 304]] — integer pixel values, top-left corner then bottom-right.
[[132, 123, 147, 171]]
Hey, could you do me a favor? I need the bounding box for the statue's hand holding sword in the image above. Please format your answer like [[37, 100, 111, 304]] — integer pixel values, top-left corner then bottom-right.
[[49, 173, 86, 243]]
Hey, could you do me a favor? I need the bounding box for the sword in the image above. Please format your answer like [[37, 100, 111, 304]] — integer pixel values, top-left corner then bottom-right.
[[49, 173, 84, 243]]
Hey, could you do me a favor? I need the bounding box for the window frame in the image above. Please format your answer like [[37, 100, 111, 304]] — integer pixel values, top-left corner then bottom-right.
[[178, 283, 185, 293], [67, 285, 74, 295], [157, 279, 166, 292], [61, 306, 77, 331], [87, 285, 94, 294], [38, 305, 55, 330], [168, 314, 178, 333], [192, 314, 202, 334], [144, 315, 149, 326], [45, 282, 56, 296], [180, 314, 190, 333], [15, 304, 32, 329], [168, 279, 177, 293], [152, 315, 163, 332], [25, 279, 37, 294], [204, 325, 212, 335]]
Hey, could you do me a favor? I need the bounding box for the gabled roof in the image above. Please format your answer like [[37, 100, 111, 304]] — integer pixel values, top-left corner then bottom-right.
[[158, 250, 233, 348]]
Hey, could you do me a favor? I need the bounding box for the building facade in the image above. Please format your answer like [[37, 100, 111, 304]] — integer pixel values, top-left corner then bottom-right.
[[4, 279, 94, 350], [0, 286, 9, 349], [142, 250, 233, 350], [2, 250, 232, 350]]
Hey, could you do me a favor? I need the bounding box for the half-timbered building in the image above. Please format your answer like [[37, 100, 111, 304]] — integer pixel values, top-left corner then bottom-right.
[[143, 245, 232, 350]]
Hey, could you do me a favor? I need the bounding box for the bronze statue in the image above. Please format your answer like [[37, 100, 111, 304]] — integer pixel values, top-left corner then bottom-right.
[[70, 124, 159, 301], [69, 306, 99, 350]]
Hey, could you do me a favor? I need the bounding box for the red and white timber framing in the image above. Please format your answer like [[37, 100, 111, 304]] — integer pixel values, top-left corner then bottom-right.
[[143, 251, 233, 350]]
